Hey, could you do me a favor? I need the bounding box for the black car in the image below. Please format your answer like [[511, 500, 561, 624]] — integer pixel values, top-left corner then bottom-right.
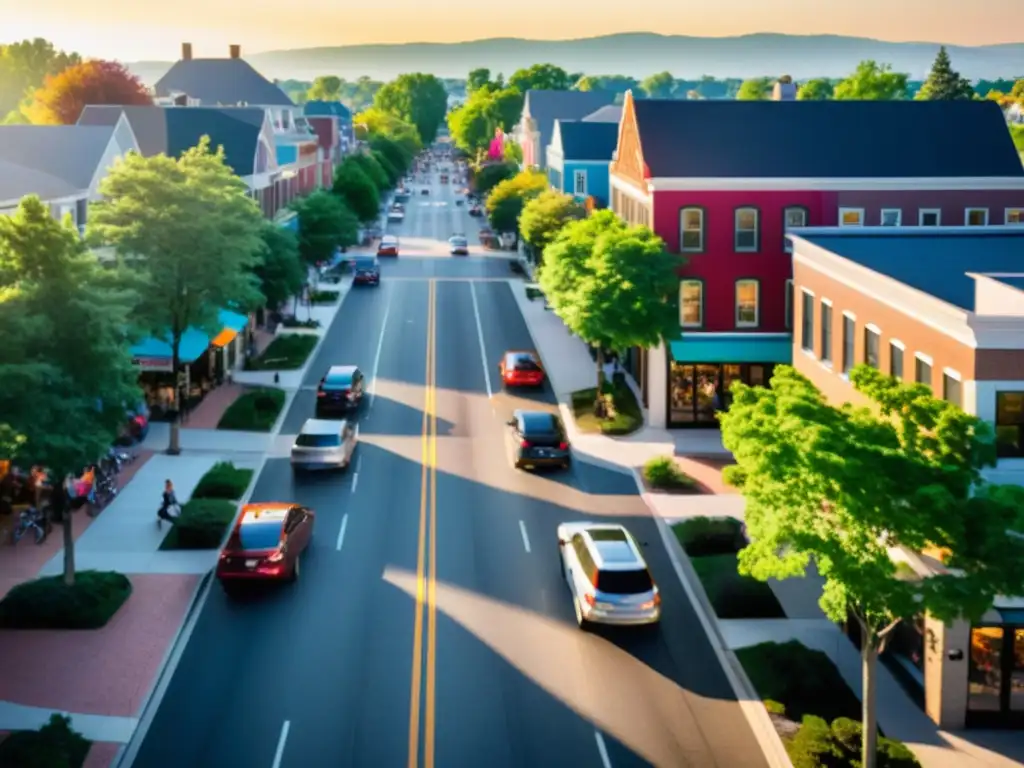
[[352, 255, 380, 286], [505, 410, 571, 471], [316, 366, 365, 415]]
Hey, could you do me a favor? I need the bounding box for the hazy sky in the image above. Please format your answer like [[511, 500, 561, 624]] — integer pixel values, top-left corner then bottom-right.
[[4, 0, 1021, 61]]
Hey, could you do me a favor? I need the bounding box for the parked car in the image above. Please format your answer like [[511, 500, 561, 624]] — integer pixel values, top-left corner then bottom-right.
[[505, 410, 571, 471], [291, 418, 358, 473], [469, 205, 482, 217], [315, 365, 365, 416], [352, 255, 380, 286], [216, 503, 315, 590], [387, 206, 404, 223], [377, 235, 399, 257]]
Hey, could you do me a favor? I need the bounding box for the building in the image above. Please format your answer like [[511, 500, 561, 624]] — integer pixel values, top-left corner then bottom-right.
[[772, 77, 797, 101], [514, 89, 617, 169], [306, 116, 341, 189], [304, 100, 353, 154], [607, 92, 1024, 428], [546, 120, 619, 206], [581, 105, 623, 124], [789, 226, 1024, 731]]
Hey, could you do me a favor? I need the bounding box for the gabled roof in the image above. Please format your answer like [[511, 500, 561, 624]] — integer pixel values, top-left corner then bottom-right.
[[631, 99, 1024, 179], [154, 58, 293, 107], [523, 90, 617, 166], [0, 125, 118, 204], [79, 106, 265, 177], [555, 120, 619, 162], [304, 101, 352, 120], [582, 105, 622, 123]]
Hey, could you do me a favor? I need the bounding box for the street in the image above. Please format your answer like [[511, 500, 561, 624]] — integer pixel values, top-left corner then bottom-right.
[[130, 169, 769, 768]]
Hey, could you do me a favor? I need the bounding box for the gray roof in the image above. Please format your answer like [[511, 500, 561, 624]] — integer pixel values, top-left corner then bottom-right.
[[0, 125, 116, 204], [582, 105, 622, 123], [556, 120, 620, 161], [154, 58, 293, 107], [523, 90, 616, 167]]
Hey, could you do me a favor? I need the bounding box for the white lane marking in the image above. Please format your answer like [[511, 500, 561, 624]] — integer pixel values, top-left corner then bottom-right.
[[519, 520, 531, 553], [351, 471, 359, 493], [594, 731, 612, 768], [369, 292, 392, 408], [469, 281, 493, 397], [272, 721, 290, 768], [336, 514, 349, 551]]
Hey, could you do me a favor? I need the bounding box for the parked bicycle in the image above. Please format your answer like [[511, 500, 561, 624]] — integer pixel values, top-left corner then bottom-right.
[[10, 506, 50, 545]]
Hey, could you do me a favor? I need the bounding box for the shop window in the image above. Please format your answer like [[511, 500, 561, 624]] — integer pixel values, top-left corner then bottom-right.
[[969, 627, 1004, 712], [680, 280, 703, 327], [995, 391, 1024, 458], [820, 303, 833, 365], [783, 206, 808, 252], [800, 290, 814, 353], [965, 208, 989, 226], [864, 325, 880, 368], [785, 280, 793, 330], [880, 209, 902, 226], [915, 354, 933, 389], [734, 207, 759, 252], [919, 209, 941, 226], [890, 341, 904, 379], [943, 370, 962, 408], [841, 314, 855, 374], [839, 208, 864, 227], [680, 207, 705, 252], [735, 279, 759, 327], [1006, 208, 1024, 225]]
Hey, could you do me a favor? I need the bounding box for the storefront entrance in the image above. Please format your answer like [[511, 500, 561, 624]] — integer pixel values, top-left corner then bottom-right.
[[967, 624, 1024, 728], [669, 362, 776, 426]]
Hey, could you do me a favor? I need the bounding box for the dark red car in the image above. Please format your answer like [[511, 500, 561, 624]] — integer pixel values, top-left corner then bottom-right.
[[498, 350, 545, 388], [216, 503, 314, 592]]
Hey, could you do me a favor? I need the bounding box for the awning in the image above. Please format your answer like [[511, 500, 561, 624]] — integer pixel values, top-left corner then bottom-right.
[[130, 309, 250, 363], [670, 334, 793, 365]]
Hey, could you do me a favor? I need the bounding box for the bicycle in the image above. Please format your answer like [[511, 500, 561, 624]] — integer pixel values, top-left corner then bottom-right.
[[10, 506, 50, 545]]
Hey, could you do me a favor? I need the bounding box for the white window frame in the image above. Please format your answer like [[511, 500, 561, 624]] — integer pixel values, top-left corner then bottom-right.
[[734, 207, 759, 252], [783, 207, 808, 252], [889, 339, 905, 379], [679, 280, 703, 328], [573, 169, 587, 197], [735, 279, 759, 328], [965, 207, 989, 226], [820, 299, 834, 366], [919, 208, 941, 226], [942, 368, 962, 406], [914, 352, 934, 386], [679, 207, 704, 252], [1005, 207, 1024, 225], [880, 208, 902, 226], [839, 207, 864, 227], [864, 324, 881, 368], [799, 288, 815, 353]]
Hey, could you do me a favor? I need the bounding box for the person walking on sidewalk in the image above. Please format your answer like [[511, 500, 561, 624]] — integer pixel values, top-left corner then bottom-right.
[[157, 479, 180, 528]]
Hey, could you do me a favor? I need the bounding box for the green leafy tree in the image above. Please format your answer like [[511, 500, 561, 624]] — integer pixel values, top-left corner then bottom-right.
[[0, 196, 141, 585], [332, 160, 381, 223], [0, 38, 80, 120], [472, 162, 517, 197], [369, 134, 413, 176], [372, 149, 400, 187], [89, 137, 265, 455], [485, 169, 548, 232], [916, 46, 976, 101], [373, 73, 449, 145], [346, 153, 390, 192], [447, 95, 493, 154], [519, 190, 585, 261], [508, 64, 573, 92], [539, 210, 681, 414], [306, 75, 342, 102], [354, 107, 422, 158], [490, 87, 525, 132], [641, 71, 675, 98], [577, 75, 638, 94], [736, 77, 773, 100], [254, 222, 304, 311], [719, 364, 1024, 768], [502, 140, 523, 165], [833, 61, 909, 100], [292, 190, 359, 268], [798, 78, 834, 100], [467, 68, 493, 93]]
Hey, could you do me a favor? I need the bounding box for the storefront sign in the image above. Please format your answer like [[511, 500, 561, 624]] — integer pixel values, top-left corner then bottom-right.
[[133, 356, 173, 372]]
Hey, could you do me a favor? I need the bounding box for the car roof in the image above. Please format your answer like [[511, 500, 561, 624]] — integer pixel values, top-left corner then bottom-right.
[[505, 350, 538, 361], [381, 235, 398, 244], [353, 255, 377, 263], [561, 523, 646, 572], [299, 418, 346, 435], [239, 503, 292, 528], [327, 365, 357, 377], [515, 410, 558, 432]]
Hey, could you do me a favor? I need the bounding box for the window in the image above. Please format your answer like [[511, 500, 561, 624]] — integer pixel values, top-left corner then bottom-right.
[[839, 208, 864, 227], [864, 325, 880, 368], [820, 302, 833, 365], [943, 370, 962, 408], [679, 207, 704, 252], [919, 209, 941, 226], [785, 279, 794, 330], [1006, 208, 1024, 225], [573, 169, 587, 197], [966, 208, 989, 226], [800, 290, 815, 352], [880, 209, 902, 226], [680, 280, 703, 327], [783, 206, 808, 252], [842, 314, 856, 374], [735, 280, 759, 327], [890, 341, 904, 379], [734, 207, 759, 251], [915, 354, 933, 388], [995, 391, 1024, 458]]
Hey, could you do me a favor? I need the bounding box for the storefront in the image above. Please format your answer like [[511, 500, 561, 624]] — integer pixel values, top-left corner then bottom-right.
[[967, 615, 1024, 728]]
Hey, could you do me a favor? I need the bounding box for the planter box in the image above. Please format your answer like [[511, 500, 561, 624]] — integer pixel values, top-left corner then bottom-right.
[[274, 326, 321, 336]]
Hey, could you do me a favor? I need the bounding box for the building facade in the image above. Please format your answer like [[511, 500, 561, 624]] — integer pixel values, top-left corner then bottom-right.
[[514, 90, 617, 170], [546, 119, 618, 207]]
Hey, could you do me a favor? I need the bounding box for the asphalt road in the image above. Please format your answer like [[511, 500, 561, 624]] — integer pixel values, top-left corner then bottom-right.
[[130, 160, 768, 768]]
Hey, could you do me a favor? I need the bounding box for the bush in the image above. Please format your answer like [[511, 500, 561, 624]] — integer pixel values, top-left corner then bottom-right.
[[280, 317, 321, 329], [764, 699, 786, 716], [691, 554, 785, 618], [160, 498, 237, 550], [786, 715, 921, 768], [0, 571, 132, 630], [191, 461, 254, 500], [525, 285, 543, 300], [217, 388, 285, 431], [643, 455, 698, 492], [308, 289, 339, 304], [673, 516, 745, 557], [570, 381, 643, 435], [0, 714, 90, 768], [246, 334, 317, 370], [788, 715, 835, 768]]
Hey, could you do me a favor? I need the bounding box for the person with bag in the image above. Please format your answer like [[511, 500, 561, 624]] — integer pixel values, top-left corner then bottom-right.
[[157, 479, 180, 528]]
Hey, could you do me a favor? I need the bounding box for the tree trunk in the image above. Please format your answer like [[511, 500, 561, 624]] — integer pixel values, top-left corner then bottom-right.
[[594, 347, 608, 418], [62, 503, 75, 586], [168, 334, 182, 456], [861, 636, 880, 768]]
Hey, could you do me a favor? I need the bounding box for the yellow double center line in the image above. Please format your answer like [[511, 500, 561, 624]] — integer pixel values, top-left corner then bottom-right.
[[409, 279, 437, 768]]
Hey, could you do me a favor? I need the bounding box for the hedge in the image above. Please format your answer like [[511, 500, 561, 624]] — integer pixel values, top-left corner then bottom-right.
[[246, 334, 317, 370], [0, 571, 132, 630], [191, 461, 254, 500], [0, 714, 90, 768], [217, 388, 285, 432], [642, 456, 698, 492], [673, 516, 745, 557], [159, 498, 238, 550]]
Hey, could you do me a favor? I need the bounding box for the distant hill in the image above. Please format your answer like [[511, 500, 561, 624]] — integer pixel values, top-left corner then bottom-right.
[[126, 33, 1024, 85]]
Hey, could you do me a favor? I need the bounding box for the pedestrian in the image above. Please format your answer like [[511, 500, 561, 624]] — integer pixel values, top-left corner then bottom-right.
[[157, 479, 180, 528]]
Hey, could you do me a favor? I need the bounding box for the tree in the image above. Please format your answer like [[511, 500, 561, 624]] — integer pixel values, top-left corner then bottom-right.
[[306, 75, 342, 102], [798, 78, 834, 100], [0, 38, 80, 120], [346, 153, 390, 192], [25, 59, 151, 125], [916, 46, 976, 101], [332, 160, 381, 223], [736, 77, 772, 100], [292, 190, 359, 268], [641, 71, 675, 98], [719, 364, 1024, 768], [354, 107, 422, 158], [502, 140, 523, 165], [508, 64, 573, 92], [472, 162, 517, 197], [0, 196, 140, 585], [88, 137, 265, 454], [374, 73, 449, 145], [369, 134, 413, 176], [519, 190, 585, 260], [490, 87, 525, 132], [577, 75, 638, 94], [485, 169, 548, 232], [539, 210, 681, 414], [467, 68, 493, 93], [372, 149, 400, 187], [254, 222, 304, 311], [833, 61, 909, 101]]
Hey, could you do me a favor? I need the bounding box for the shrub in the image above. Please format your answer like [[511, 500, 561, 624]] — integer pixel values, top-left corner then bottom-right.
[[218, 388, 285, 431], [0, 714, 90, 768], [786, 715, 921, 768], [308, 289, 339, 304], [0, 571, 132, 630], [788, 715, 835, 768], [246, 334, 317, 370], [570, 381, 643, 435], [280, 317, 321, 329], [160, 498, 237, 550], [764, 699, 786, 716], [191, 461, 254, 500], [673, 516, 744, 557], [643, 455, 697, 491]]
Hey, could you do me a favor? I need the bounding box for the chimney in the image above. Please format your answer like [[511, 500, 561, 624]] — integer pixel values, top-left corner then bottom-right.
[[229, 44, 241, 60], [772, 75, 797, 101], [181, 42, 192, 61]]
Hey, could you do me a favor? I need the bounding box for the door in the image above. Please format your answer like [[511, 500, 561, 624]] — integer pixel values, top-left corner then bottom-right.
[[968, 625, 1024, 727], [694, 364, 721, 424], [670, 364, 696, 424]]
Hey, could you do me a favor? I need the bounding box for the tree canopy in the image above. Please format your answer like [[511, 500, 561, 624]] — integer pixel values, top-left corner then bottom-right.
[[0, 38, 80, 121], [447, 85, 524, 157], [306, 75, 342, 101], [373, 73, 449, 145], [508, 64, 574, 92], [719, 364, 1024, 768], [797, 77, 834, 100], [916, 46, 976, 101], [484, 169, 548, 233], [25, 59, 151, 125], [254, 222, 305, 310], [640, 71, 675, 98], [369, 133, 414, 177], [518, 190, 585, 257], [292, 190, 359, 267], [736, 77, 773, 100], [345, 153, 390, 192], [577, 74, 639, 95], [332, 159, 381, 223], [353, 107, 422, 158], [472, 162, 517, 197], [833, 60, 909, 101]]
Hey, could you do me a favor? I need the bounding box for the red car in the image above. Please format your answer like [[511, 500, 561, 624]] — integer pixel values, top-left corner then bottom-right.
[[498, 350, 545, 388], [216, 503, 315, 591]]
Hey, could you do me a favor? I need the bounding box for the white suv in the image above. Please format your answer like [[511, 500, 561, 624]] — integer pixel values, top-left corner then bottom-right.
[[557, 522, 660, 629]]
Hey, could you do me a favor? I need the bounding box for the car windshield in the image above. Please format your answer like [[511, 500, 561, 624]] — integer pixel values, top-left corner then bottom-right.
[[521, 412, 556, 435], [450, 238, 467, 246], [238, 523, 283, 551], [323, 371, 352, 389], [509, 355, 540, 371], [596, 569, 653, 595], [353, 257, 377, 269], [296, 433, 340, 447], [381, 237, 398, 246]]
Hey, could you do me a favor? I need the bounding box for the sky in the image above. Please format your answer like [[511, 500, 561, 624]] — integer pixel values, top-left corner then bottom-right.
[[3, 0, 1021, 62]]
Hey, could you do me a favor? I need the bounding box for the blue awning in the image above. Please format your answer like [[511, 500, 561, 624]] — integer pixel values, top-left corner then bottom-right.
[[670, 334, 793, 365], [130, 309, 250, 363], [219, 309, 249, 333]]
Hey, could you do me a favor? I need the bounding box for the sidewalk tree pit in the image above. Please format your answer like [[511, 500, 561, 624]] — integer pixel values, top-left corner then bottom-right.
[[160, 498, 238, 550], [191, 461, 254, 500], [245, 335, 317, 370], [308, 289, 339, 305], [0, 714, 90, 768], [217, 387, 285, 432], [570, 380, 642, 435], [0, 570, 132, 630]]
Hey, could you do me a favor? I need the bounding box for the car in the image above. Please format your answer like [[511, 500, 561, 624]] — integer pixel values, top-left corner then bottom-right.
[[498, 350, 545, 387], [352, 255, 380, 286], [420, 188, 430, 195], [557, 522, 660, 629], [468, 205, 482, 217], [505, 410, 570, 470], [449, 235, 469, 256], [315, 365, 365, 416], [216, 503, 315, 589], [377, 235, 399, 257], [440, 174, 448, 183], [291, 418, 357, 472], [387, 207, 404, 223]]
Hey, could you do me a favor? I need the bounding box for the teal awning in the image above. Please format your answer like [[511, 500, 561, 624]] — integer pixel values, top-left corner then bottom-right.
[[670, 334, 793, 364]]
